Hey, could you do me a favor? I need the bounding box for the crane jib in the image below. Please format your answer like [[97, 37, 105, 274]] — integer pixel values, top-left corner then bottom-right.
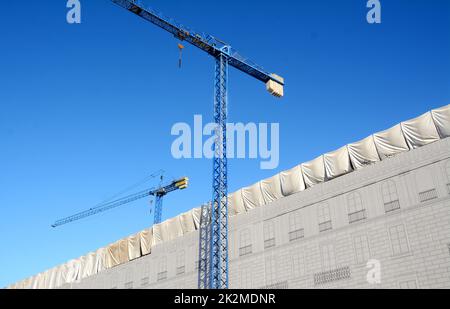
[[110, 0, 284, 88]]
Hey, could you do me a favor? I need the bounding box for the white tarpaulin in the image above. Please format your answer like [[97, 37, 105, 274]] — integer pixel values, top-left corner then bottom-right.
[[106, 242, 121, 269], [152, 224, 164, 246], [46, 267, 58, 289], [65, 259, 81, 283], [302, 156, 325, 188], [179, 210, 196, 234], [242, 183, 265, 210], [229, 190, 246, 216], [260, 175, 283, 204], [374, 124, 410, 160], [192, 207, 201, 229], [401, 112, 440, 149], [54, 264, 67, 288], [280, 165, 306, 196], [165, 217, 184, 241], [94, 248, 106, 274], [80, 253, 96, 279], [118, 239, 129, 264], [347, 136, 381, 170], [324, 146, 353, 180], [431, 104, 450, 138], [35, 273, 46, 289], [127, 234, 141, 261], [139, 228, 153, 256]]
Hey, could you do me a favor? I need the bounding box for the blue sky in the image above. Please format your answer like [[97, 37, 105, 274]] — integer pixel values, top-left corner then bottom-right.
[[0, 0, 449, 287]]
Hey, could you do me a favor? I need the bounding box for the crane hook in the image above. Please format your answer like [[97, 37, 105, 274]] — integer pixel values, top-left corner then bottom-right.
[[178, 43, 185, 68]]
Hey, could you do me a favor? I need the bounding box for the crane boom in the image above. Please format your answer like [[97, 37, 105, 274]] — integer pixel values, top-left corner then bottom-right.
[[111, 0, 284, 94], [52, 177, 189, 228]]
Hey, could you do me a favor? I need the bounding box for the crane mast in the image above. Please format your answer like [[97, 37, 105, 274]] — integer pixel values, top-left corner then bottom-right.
[[110, 0, 284, 289]]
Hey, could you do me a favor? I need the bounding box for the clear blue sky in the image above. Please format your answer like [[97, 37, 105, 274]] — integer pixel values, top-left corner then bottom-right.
[[0, 0, 449, 287]]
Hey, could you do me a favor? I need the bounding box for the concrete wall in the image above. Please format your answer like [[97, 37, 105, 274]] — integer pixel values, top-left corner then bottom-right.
[[66, 137, 450, 289]]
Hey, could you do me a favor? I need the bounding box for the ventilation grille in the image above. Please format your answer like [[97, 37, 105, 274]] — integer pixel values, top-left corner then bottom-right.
[[385, 200, 401, 213], [314, 266, 351, 286], [348, 210, 367, 224], [419, 189, 438, 203]]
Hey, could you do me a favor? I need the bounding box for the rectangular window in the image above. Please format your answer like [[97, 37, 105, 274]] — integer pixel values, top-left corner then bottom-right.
[[353, 235, 370, 264], [265, 257, 277, 285], [291, 251, 305, 278], [157, 271, 168, 282], [389, 224, 410, 256], [239, 229, 252, 257], [399, 280, 417, 289], [348, 209, 367, 224], [264, 221, 276, 249], [289, 228, 305, 242], [176, 266, 185, 276], [318, 204, 332, 232], [419, 189, 438, 203], [384, 200, 401, 213], [320, 244, 336, 271], [141, 277, 149, 287], [239, 246, 252, 257], [319, 221, 332, 233]]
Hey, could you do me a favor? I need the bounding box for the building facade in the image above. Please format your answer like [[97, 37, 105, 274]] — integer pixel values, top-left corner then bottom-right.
[[66, 137, 450, 289]]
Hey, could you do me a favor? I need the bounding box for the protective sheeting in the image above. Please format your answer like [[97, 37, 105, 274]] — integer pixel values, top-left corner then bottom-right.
[[54, 264, 68, 288], [139, 228, 153, 256], [179, 210, 196, 234], [152, 224, 164, 247], [302, 156, 325, 188], [165, 217, 184, 241], [431, 104, 450, 138], [229, 190, 246, 216], [260, 175, 283, 204], [65, 259, 81, 283], [94, 248, 106, 273], [324, 146, 353, 180], [106, 242, 121, 269], [80, 253, 96, 279], [192, 207, 201, 229], [347, 136, 380, 170], [374, 124, 410, 160], [242, 183, 265, 210], [46, 267, 58, 289], [280, 165, 306, 196], [127, 234, 141, 261], [401, 112, 440, 149]]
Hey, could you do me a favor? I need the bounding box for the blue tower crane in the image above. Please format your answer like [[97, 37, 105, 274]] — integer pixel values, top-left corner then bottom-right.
[[109, 0, 284, 289], [52, 177, 189, 228]]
